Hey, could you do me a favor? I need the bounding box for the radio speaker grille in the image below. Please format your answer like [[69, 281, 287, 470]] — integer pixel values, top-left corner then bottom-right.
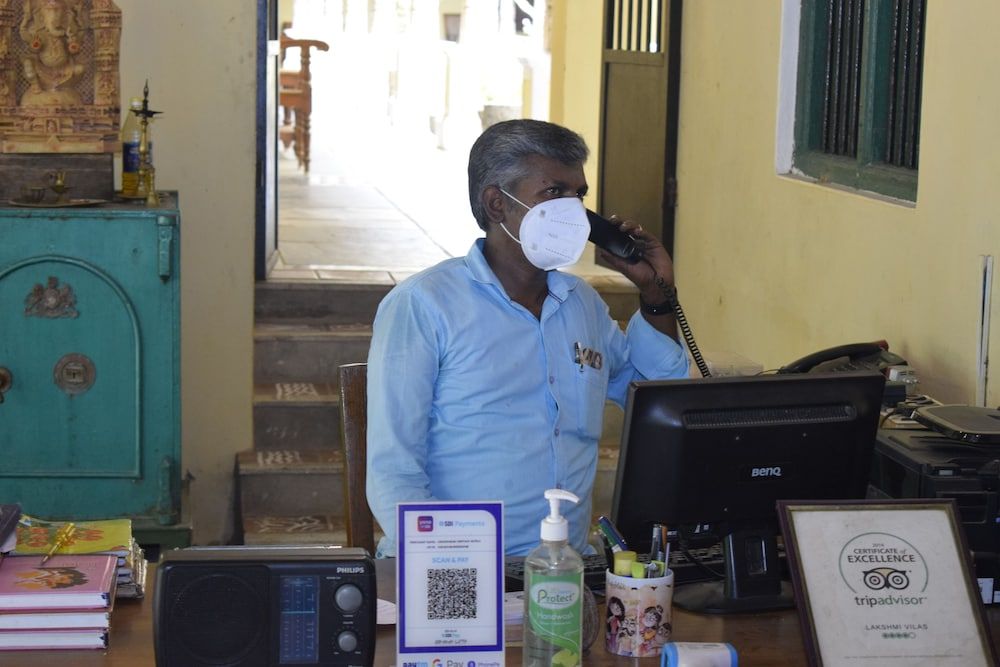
[[160, 565, 269, 666]]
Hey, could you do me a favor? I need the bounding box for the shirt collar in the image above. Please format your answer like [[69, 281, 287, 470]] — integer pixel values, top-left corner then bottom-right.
[[465, 239, 579, 303]]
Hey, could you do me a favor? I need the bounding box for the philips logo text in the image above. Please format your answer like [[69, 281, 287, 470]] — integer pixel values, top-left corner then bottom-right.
[[750, 466, 782, 478]]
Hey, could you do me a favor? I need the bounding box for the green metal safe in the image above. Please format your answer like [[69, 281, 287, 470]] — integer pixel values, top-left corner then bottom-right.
[[0, 194, 181, 527]]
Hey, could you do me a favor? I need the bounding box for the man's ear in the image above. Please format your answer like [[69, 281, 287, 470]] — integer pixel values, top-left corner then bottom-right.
[[482, 185, 507, 225]]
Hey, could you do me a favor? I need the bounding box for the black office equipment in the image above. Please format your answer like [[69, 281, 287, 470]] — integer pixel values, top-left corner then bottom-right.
[[778, 340, 907, 374], [611, 371, 885, 613], [154, 545, 376, 667], [911, 405, 1000, 445], [869, 428, 1000, 604]]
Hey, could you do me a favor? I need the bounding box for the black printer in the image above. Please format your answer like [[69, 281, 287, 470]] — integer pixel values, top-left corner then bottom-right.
[[869, 425, 1000, 604]]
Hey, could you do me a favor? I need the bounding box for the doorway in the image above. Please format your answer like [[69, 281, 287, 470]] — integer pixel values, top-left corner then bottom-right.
[[255, 0, 556, 281]]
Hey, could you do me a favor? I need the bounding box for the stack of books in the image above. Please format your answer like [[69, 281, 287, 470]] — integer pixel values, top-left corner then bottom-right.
[[0, 553, 117, 650], [13, 516, 147, 600]]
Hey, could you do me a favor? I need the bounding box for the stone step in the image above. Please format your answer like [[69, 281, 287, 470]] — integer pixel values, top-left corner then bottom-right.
[[242, 514, 348, 545], [241, 514, 386, 547], [253, 322, 372, 384], [237, 448, 345, 517], [255, 281, 391, 324], [236, 440, 620, 547], [241, 399, 622, 512], [255, 278, 637, 324], [254, 382, 341, 450], [252, 375, 621, 450]]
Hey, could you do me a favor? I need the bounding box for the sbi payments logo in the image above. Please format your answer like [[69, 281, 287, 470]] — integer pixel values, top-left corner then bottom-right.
[[838, 532, 929, 607], [530, 581, 579, 609]]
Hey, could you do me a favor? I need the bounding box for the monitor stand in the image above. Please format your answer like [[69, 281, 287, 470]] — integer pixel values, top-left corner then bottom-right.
[[672, 523, 795, 614]]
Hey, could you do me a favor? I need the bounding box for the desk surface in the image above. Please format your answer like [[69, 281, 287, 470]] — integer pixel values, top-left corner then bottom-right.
[[4, 563, 1000, 666]]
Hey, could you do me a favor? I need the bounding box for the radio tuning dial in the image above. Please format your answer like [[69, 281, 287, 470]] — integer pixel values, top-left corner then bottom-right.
[[334, 583, 363, 613], [337, 630, 359, 652]]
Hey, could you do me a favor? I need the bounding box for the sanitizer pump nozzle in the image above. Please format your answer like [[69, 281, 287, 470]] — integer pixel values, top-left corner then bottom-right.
[[540, 489, 578, 543]]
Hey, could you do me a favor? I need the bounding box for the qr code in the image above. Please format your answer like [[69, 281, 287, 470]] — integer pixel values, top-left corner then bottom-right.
[[426, 567, 477, 620]]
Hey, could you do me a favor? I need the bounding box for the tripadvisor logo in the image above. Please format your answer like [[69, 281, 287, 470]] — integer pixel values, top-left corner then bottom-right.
[[838, 532, 929, 608]]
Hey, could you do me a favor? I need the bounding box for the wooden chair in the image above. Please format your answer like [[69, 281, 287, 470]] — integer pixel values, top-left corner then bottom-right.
[[279, 35, 329, 172], [338, 362, 376, 555]]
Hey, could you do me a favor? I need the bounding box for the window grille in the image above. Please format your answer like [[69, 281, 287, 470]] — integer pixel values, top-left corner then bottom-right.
[[606, 0, 663, 53], [884, 0, 925, 169], [821, 0, 865, 158], [794, 0, 927, 201]]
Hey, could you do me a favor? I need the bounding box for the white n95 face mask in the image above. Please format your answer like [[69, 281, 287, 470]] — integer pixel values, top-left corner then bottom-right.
[[499, 189, 591, 271]]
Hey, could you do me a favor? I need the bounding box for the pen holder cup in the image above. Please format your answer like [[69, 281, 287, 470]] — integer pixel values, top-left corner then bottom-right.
[[604, 569, 674, 658]]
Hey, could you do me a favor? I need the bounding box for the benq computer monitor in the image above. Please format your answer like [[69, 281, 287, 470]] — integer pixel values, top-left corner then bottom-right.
[[610, 371, 885, 614]]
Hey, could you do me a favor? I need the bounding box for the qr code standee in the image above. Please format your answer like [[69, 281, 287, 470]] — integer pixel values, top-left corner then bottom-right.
[[427, 567, 478, 620]]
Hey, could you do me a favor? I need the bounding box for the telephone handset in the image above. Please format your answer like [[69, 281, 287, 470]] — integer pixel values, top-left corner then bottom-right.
[[586, 209, 643, 264], [586, 208, 712, 378], [778, 340, 908, 374]]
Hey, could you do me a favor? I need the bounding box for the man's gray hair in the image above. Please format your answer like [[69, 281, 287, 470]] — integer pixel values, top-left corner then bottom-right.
[[468, 119, 589, 230]]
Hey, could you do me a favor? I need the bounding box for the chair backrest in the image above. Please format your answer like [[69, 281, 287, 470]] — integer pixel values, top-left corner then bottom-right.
[[279, 37, 330, 88], [338, 362, 375, 556]]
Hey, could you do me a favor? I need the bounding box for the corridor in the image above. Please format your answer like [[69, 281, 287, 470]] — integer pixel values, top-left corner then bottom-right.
[[268, 26, 625, 289]]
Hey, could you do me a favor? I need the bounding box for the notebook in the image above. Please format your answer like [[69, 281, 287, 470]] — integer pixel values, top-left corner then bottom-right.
[[0, 554, 117, 611], [14, 516, 132, 559], [0, 628, 108, 650], [0, 608, 111, 630]]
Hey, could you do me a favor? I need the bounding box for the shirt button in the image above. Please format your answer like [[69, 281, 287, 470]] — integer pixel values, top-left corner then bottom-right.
[[549, 375, 555, 384], [554, 428, 560, 436]]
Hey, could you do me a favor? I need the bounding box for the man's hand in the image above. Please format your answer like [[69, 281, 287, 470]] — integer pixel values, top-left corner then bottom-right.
[[596, 215, 675, 306], [596, 216, 679, 341]]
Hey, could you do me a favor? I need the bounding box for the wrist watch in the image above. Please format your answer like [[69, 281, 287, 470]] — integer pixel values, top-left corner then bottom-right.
[[640, 293, 676, 316]]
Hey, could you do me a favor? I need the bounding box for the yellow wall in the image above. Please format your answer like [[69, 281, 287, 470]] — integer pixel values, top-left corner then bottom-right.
[[279, 0, 295, 29], [548, 0, 603, 207], [118, 0, 256, 544], [674, 0, 1000, 405]]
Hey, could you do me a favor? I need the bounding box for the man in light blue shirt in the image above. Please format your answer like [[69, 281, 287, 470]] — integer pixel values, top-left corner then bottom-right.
[[366, 120, 689, 556]]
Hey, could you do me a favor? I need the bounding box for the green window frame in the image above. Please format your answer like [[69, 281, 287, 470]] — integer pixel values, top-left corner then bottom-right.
[[794, 0, 926, 201]]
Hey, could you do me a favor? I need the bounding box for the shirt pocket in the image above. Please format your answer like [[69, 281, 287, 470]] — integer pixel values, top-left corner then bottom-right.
[[574, 363, 608, 440]]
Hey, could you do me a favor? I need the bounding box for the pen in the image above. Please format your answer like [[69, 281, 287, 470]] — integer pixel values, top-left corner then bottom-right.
[[597, 516, 628, 553], [40, 522, 75, 567], [649, 524, 662, 560], [647, 524, 663, 577]]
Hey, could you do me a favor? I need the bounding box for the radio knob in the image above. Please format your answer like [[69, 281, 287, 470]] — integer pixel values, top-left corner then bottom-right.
[[337, 630, 359, 652], [334, 583, 363, 613]]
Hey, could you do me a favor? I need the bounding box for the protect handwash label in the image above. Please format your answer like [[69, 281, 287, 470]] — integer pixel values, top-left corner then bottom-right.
[[526, 572, 582, 658]]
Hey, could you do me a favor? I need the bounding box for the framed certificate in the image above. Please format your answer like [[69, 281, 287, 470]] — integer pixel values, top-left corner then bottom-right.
[[778, 499, 997, 666]]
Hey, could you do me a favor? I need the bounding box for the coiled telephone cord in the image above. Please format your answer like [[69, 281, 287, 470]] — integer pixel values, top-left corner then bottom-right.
[[653, 274, 711, 378]]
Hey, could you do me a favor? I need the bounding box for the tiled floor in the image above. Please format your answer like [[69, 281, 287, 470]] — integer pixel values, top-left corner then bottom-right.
[[270, 36, 628, 289]]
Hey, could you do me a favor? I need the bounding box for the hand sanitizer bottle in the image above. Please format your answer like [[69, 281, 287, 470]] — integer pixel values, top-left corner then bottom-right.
[[523, 489, 584, 667]]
